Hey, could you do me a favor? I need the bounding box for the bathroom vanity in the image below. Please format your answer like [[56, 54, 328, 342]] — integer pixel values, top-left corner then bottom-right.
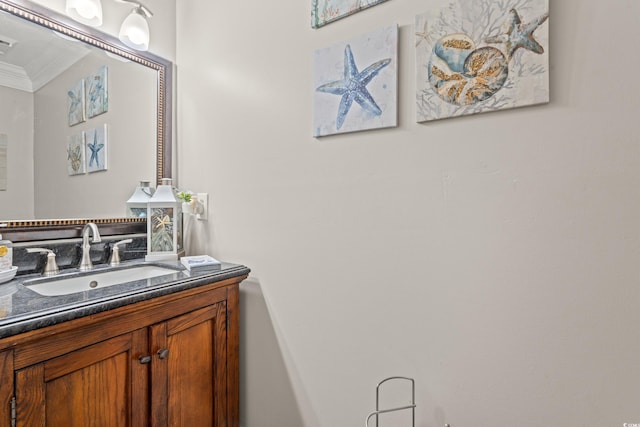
[[0, 261, 250, 426]]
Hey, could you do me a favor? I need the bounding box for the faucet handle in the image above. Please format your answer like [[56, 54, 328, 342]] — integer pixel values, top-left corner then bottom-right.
[[109, 239, 133, 266], [26, 248, 59, 276]]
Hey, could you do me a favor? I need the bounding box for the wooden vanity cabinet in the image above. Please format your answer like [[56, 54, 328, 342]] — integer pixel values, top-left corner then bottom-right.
[[0, 276, 243, 427]]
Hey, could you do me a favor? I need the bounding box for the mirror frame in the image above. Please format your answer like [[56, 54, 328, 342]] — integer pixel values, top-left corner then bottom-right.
[[0, 0, 172, 241]]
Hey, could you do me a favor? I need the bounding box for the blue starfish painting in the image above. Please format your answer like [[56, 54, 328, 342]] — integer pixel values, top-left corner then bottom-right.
[[317, 45, 391, 130], [313, 25, 398, 137], [88, 132, 103, 167], [85, 125, 108, 173]]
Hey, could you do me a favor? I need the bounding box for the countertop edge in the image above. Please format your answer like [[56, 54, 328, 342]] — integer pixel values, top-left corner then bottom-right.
[[0, 263, 251, 340]]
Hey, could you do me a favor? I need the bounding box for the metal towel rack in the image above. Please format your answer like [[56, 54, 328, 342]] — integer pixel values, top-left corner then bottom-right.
[[364, 376, 416, 427]]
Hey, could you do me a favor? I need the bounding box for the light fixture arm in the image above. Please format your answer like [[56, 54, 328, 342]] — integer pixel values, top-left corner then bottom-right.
[[115, 0, 153, 17], [136, 4, 152, 18]]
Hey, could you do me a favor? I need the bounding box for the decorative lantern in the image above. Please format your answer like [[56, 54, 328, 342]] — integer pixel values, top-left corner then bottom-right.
[[126, 180, 154, 218], [145, 178, 183, 261]]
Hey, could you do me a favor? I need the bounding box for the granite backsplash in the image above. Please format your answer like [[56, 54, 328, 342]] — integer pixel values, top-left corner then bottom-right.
[[12, 234, 147, 276]]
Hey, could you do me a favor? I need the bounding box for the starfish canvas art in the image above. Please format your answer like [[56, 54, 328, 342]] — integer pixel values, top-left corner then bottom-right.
[[85, 125, 108, 173], [415, 0, 549, 122], [313, 25, 398, 137]]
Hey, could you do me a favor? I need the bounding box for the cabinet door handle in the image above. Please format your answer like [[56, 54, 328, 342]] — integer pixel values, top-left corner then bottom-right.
[[139, 355, 152, 364], [157, 348, 169, 359]]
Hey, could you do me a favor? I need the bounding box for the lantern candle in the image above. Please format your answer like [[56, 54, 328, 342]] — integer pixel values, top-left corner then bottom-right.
[[145, 178, 183, 261]]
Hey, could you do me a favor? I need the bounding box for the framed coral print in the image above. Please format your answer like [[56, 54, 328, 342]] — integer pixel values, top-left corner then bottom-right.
[[86, 66, 108, 118], [67, 79, 85, 126]]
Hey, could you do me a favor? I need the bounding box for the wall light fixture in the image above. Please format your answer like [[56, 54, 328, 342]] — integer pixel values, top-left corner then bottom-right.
[[64, 0, 153, 51], [118, 4, 152, 51], [65, 0, 103, 27]]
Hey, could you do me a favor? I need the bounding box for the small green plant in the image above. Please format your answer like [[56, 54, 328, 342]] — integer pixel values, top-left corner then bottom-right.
[[176, 191, 192, 203]]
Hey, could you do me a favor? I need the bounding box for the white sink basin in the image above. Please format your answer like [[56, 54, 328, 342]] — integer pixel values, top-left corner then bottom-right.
[[24, 265, 181, 296]]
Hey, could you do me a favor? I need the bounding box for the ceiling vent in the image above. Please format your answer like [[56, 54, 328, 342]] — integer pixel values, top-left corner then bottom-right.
[[0, 35, 17, 55]]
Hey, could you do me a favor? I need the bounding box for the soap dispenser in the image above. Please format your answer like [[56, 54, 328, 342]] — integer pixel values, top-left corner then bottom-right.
[[0, 234, 13, 272]]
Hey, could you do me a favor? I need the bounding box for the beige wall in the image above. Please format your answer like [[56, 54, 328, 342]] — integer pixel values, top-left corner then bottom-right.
[[0, 86, 34, 219], [177, 0, 640, 426]]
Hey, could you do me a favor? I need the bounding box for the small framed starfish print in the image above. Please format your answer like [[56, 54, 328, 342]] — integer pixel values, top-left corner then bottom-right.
[[313, 25, 398, 137], [85, 124, 108, 173], [415, 0, 549, 122]]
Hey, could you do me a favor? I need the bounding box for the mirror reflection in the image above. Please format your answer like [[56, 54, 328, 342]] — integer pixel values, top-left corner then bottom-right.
[[0, 1, 169, 221]]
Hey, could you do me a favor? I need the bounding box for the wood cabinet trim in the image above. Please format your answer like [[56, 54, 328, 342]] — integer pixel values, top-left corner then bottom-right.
[[166, 304, 218, 336], [131, 328, 150, 427], [43, 333, 133, 382], [150, 321, 168, 427], [14, 285, 230, 369], [228, 284, 240, 427], [215, 300, 228, 426]]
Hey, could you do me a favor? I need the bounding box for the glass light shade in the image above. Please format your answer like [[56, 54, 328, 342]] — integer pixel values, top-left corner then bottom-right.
[[126, 180, 154, 218], [119, 9, 150, 51], [146, 178, 183, 261], [65, 0, 103, 27]]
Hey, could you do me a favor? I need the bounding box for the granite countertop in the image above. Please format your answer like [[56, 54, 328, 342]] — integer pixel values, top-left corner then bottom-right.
[[0, 259, 250, 339]]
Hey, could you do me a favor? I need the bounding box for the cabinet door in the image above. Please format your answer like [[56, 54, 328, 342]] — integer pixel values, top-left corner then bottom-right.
[[15, 329, 149, 427], [150, 302, 228, 427]]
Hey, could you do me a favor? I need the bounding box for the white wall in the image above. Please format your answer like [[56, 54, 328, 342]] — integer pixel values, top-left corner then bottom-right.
[[0, 86, 34, 219], [177, 0, 640, 426]]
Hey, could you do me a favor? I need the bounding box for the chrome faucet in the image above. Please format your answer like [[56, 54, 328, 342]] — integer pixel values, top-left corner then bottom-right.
[[79, 222, 102, 271]]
